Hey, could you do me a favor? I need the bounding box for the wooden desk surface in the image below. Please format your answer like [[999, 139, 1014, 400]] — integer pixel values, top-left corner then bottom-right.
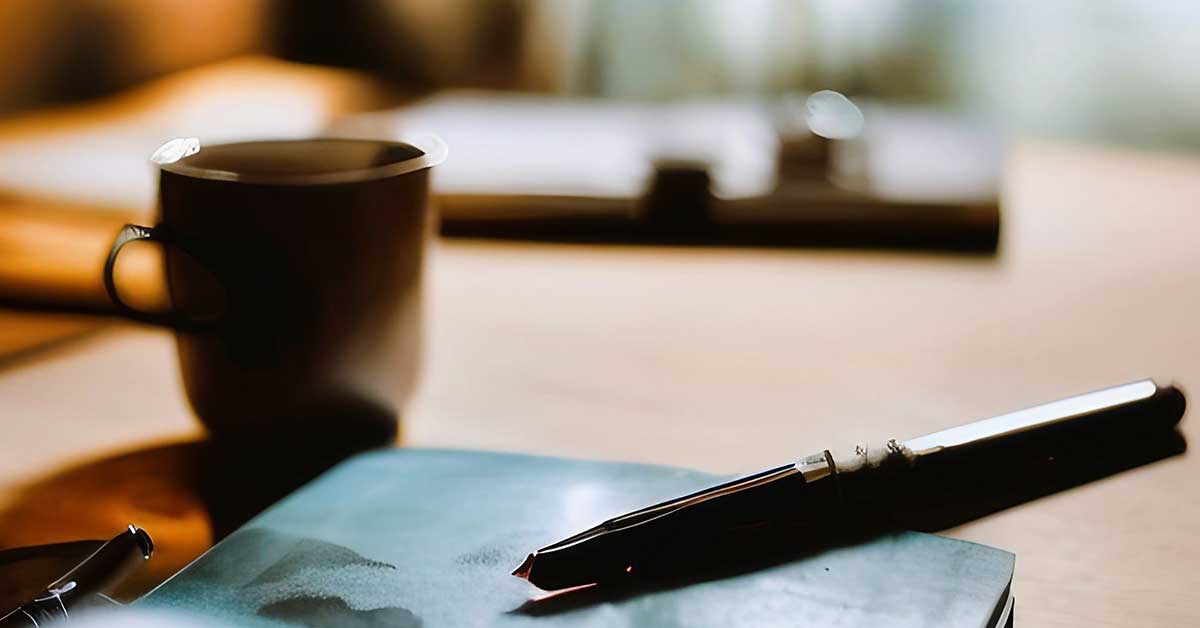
[[1, 140, 1198, 626]]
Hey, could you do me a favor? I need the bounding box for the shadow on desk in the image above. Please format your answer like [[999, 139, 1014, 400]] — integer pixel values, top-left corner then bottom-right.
[[0, 427, 394, 601]]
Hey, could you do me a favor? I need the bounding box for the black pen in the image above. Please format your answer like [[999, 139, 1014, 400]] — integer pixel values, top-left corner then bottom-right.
[[0, 525, 153, 626], [512, 379, 1186, 590]]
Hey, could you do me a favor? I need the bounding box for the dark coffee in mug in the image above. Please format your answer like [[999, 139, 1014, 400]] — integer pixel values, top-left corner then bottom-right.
[[106, 138, 443, 442]]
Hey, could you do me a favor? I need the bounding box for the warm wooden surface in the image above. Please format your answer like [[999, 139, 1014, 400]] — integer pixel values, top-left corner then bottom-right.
[[1, 140, 1198, 625]]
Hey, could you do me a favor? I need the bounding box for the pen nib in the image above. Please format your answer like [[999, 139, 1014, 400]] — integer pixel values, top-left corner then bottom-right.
[[511, 553, 536, 580]]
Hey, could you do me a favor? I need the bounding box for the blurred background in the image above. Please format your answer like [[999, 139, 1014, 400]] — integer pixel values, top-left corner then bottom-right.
[[2, 1, 1199, 147], [4, 0, 1198, 375]]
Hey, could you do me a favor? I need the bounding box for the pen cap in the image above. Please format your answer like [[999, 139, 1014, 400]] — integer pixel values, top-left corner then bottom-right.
[[903, 380, 1185, 459], [827, 380, 1186, 506]]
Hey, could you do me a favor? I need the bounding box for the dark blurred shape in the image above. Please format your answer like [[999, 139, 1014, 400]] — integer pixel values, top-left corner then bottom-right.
[[440, 172, 1000, 253], [273, 3, 427, 88], [0, 0, 270, 114], [274, 1, 525, 90]]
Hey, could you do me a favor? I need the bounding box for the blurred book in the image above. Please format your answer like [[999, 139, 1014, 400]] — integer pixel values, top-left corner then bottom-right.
[[139, 449, 1015, 627], [334, 93, 1004, 252], [0, 76, 1002, 252], [336, 92, 783, 199]]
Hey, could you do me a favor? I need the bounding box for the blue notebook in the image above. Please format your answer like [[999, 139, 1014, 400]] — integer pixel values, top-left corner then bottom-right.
[[138, 449, 1015, 627]]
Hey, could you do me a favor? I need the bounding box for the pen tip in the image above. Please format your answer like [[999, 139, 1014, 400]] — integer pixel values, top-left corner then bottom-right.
[[511, 553, 536, 579], [128, 524, 154, 559]]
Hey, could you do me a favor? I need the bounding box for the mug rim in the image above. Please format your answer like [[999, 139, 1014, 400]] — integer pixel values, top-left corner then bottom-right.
[[159, 137, 434, 186]]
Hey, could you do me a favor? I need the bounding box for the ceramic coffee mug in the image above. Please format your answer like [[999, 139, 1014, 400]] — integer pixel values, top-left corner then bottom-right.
[[100, 136, 445, 441]]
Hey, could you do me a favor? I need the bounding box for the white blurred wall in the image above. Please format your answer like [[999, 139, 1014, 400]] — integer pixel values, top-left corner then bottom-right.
[[528, 0, 1200, 150]]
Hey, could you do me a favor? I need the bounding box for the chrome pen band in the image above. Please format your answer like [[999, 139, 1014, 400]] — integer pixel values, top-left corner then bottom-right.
[[829, 439, 917, 476], [797, 440, 918, 505], [796, 451, 834, 482]]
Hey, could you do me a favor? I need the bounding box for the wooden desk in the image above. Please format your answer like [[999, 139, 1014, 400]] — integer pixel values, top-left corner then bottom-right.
[[1, 140, 1198, 626]]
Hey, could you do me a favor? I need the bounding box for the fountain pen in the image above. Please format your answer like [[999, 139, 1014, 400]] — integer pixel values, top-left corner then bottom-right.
[[512, 379, 1186, 590]]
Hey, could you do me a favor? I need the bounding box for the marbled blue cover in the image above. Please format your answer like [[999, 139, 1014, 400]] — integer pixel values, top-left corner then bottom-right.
[[139, 449, 1014, 627]]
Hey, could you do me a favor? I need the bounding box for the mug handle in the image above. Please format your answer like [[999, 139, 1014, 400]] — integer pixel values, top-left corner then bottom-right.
[[104, 224, 215, 331]]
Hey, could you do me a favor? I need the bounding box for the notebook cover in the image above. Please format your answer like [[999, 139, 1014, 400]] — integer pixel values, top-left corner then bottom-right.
[[138, 449, 1015, 627]]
